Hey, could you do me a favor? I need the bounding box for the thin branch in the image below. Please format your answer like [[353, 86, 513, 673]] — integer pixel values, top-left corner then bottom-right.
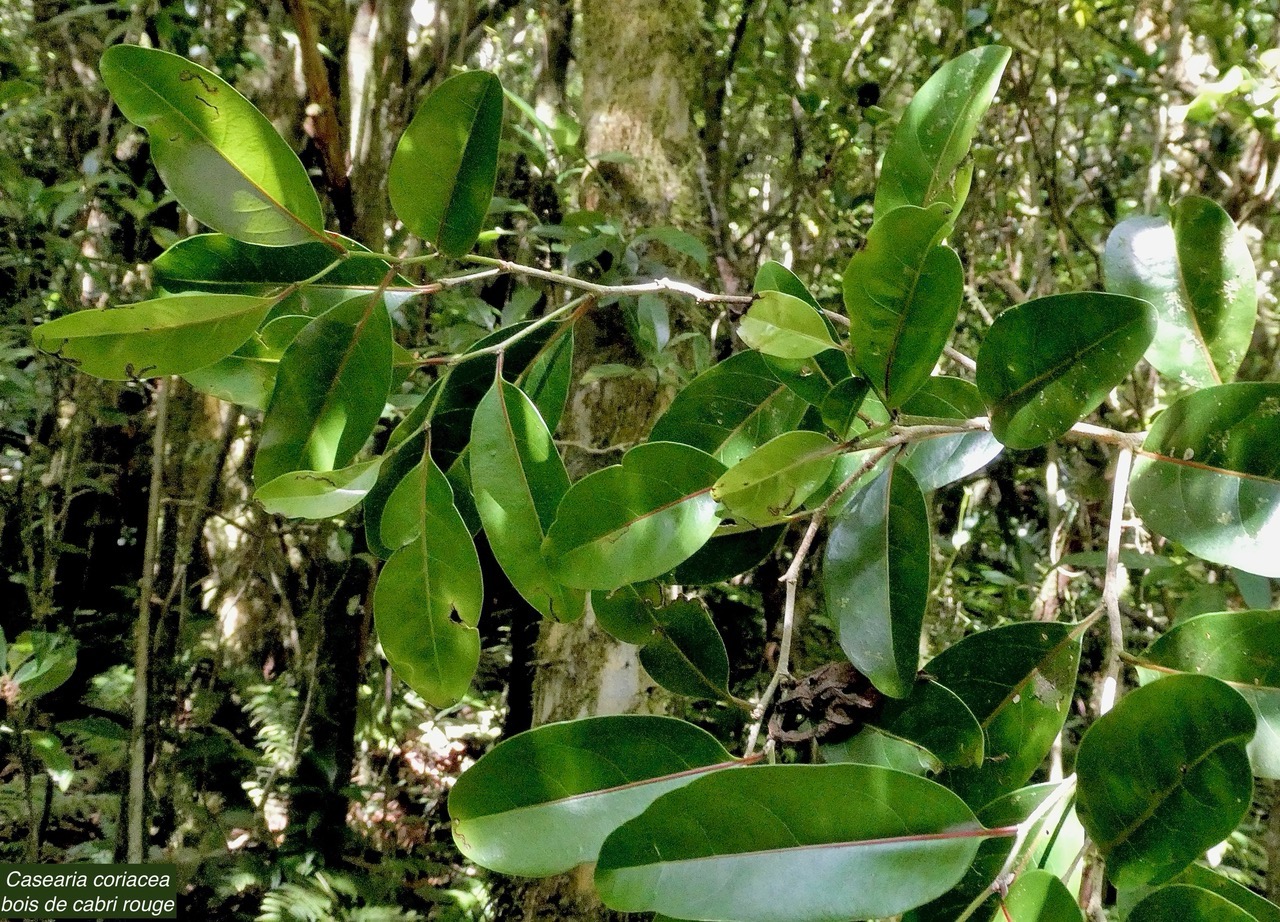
[[1098, 446, 1133, 715], [128, 376, 169, 863], [944, 344, 977, 372], [464, 255, 755, 304], [744, 446, 894, 756]]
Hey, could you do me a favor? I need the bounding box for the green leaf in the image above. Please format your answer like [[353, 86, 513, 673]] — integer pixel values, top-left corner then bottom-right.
[[931, 622, 1082, 809], [425, 321, 561, 470], [591, 592, 733, 701], [389, 71, 504, 257], [520, 328, 574, 434], [449, 715, 735, 876], [844, 203, 963, 407], [32, 293, 273, 381], [471, 379, 583, 622], [1103, 196, 1257, 387], [364, 430, 427, 559], [100, 45, 325, 247], [738, 291, 840, 359], [650, 350, 809, 465], [152, 232, 411, 303], [824, 463, 931, 698], [1076, 674, 1254, 889], [907, 782, 1082, 922], [1135, 609, 1280, 778], [254, 294, 392, 485], [754, 260, 822, 310], [976, 293, 1156, 449], [1128, 886, 1257, 922], [9, 632, 77, 699], [995, 870, 1083, 922], [373, 456, 483, 708], [819, 377, 872, 438], [596, 764, 1002, 922], [874, 45, 1012, 220], [872, 678, 985, 769], [712, 431, 837, 525], [900, 376, 1002, 490], [544, 443, 725, 591], [25, 731, 74, 793], [1129, 383, 1280, 577], [254, 458, 383, 519], [1119, 864, 1280, 922], [664, 524, 786, 585]]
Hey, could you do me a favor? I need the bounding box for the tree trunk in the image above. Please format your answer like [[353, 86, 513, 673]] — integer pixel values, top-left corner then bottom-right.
[[500, 3, 710, 919]]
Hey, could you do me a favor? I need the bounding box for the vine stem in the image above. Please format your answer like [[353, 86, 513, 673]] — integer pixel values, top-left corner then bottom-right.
[[743, 446, 894, 756]]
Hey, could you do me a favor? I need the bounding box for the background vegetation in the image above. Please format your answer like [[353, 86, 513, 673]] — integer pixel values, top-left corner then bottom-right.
[[2, 0, 1279, 919]]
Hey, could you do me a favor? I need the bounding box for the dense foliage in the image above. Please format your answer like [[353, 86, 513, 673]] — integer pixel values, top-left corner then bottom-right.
[[4, 2, 1280, 921]]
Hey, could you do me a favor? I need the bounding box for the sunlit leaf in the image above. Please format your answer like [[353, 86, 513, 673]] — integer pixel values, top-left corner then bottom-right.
[[449, 715, 735, 876], [596, 764, 1006, 922], [374, 456, 483, 707], [1103, 196, 1256, 387], [712, 430, 838, 525], [544, 443, 725, 590], [738, 291, 840, 359], [874, 45, 1012, 220], [844, 203, 963, 408], [254, 458, 383, 519], [1129, 383, 1280, 577], [32, 294, 273, 381], [900, 376, 1002, 490], [389, 71, 504, 257], [100, 45, 325, 246], [976, 293, 1156, 449]]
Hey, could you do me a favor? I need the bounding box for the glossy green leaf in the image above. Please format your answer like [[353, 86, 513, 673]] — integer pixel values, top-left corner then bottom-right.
[[389, 70, 504, 257], [1129, 383, 1280, 577], [100, 45, 325, 246], [873, 678, 985, 769], [471, 379, 583, 622], [32, 294, 273, 381], [591, 583, 665, 644], [1119, 864, 1280, 922], [824, 725, 940, 775], [596, 763, 1002, 922], [254, 294, 393, 485], [665, 524, 786, 585], [844, 203, 963, 407], [650, 350, 809, 465], [874, 45, 1012, 220], [738, 291, 840, 359], [449, 715, 736, 877], [519, 328, 574, 434], [544, 443, 725, 591], [1103, 196, 1257, 387], [976, 293, 1156, 449], [254, 458, 382, 519], [900, 376, 1003, 490], [1076, 674, 1254, 889], [365, 431, 428, 559], [754, 260, 821, 310], [1128, 886, 1257, 922], [152, 232, 416, 322], [426, 321, 560, 470], [373, 456, 483, 708], [1136, 609, 1280, 778], [819, 377, 872, 438], [931, 622, 1082, 809], [995, 870, 1083, 922], [621, 597, 734, 701], [825, 463, 931, 698], [712, 431, 837, 525], [907, 782, 1081, 922]]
